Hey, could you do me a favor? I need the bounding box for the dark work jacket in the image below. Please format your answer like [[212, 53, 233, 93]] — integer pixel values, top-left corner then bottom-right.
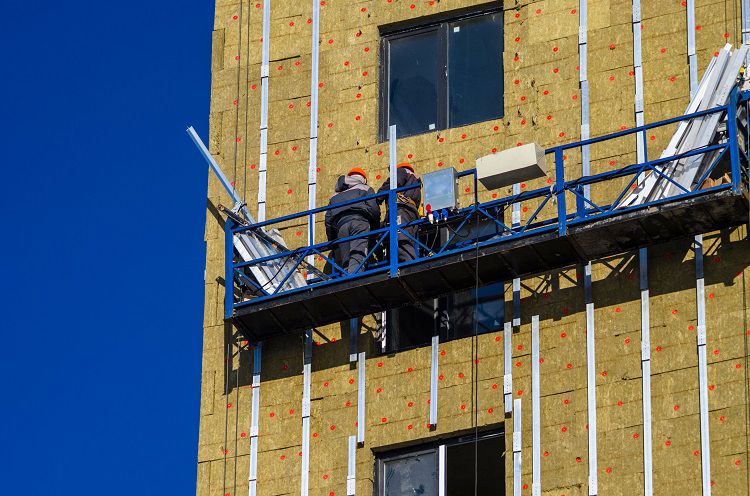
[[377, 168, 422, 217], [325, 175, 381, 240]]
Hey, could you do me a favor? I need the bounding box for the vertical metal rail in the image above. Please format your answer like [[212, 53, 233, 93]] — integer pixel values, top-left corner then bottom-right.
[[687, 0, 698, 98], [438, 444, 447, 496], [388, 125, 398, 279], [632, 2, 652, 493], [632, 0, 645, 163], [429, 335, 439, 426], [301, 330, 313, 496], [347, 435, 357, 495], [579, 3, 597, 495], [301, 1, 320, 491], [695, 236, 712, 495], [247, 344, 262, 496], [685, 4, 710, 494], [349, 320, 358, 363], [579, 0, 590, 184], [584, 262, 598, 496], [743, 0, 750, 64], [503, 321, 513, 414], [511, 185, 521, 327], [513, 398, 522, 496], [639, 248, 653, 495], [357, 352, 366, 444], [257, 0, 271, 221], [531, 316, 541, 496]]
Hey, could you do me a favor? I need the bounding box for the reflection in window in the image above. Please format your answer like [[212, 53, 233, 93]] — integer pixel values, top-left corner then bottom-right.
[[448, 13, 503, 128], [378, 433, 505, 495], [380, 8, 504, 139], [388, 30, 440, 138], [383, 451, 438, 496]]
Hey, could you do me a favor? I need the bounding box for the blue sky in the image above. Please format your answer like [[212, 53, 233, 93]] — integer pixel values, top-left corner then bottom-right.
[[1, 1, 213, 493]]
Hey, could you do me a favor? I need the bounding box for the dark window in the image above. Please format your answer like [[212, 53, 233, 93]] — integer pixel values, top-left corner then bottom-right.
[[377, 432, 505, 496], [384, 282, 504, 353], [380, 7, 504, 140]]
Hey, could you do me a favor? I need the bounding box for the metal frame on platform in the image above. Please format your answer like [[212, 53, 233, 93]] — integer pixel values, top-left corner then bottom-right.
[[225, 92, 747, 318]]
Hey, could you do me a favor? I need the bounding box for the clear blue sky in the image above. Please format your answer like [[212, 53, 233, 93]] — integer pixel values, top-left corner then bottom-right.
[[1, 1, 213, 493]]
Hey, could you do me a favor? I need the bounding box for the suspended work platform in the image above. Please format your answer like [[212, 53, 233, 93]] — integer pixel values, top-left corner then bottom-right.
[[227, 89, 750, 340]]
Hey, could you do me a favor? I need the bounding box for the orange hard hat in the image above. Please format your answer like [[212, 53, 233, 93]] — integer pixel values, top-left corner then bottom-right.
[[397, 162, 414, 172], [347, 167, 368, 180]]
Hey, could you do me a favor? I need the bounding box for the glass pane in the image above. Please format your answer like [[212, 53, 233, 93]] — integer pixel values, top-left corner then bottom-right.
[[446, 282, 504, 339], [446, 436, 504, 496], [383, 451, 438, 496], [448, 13, 504, 127], [388, 30, 440, 138]]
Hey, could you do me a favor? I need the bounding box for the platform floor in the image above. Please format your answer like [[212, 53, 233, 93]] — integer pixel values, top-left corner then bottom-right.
[[234, 188, 748, 340]]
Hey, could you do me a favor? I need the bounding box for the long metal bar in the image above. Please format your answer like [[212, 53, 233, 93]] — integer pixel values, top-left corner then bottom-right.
[[301, 329, 313, 496], [531, 315, 541, 496], [686, 0, 698, 97], [513, 398, 522, 496], [247, 344, 262, 496], [429, 335, 439, 426], [347, 435, 356, 495], [639, 248, 653, 495], [695, 235, 711, 495], [357, 352, 366, 444], [584, 262, 598, 496], [388, 125, 398, 278], [504, 321, 513, 414], [257, 0, 271, 222], [438, 444, 446, 496]]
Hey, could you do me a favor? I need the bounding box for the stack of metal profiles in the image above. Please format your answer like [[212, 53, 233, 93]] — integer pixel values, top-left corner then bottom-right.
[[622, 43, 750, 207], [187, 126, 307, 295]]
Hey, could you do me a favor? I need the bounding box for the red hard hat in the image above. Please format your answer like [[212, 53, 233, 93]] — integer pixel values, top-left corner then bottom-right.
[[347, 167, 368, 180]]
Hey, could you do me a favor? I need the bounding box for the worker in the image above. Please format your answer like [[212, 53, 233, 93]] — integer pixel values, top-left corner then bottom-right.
[[377, 162, 422, 262], [324, 168, 381, 274]]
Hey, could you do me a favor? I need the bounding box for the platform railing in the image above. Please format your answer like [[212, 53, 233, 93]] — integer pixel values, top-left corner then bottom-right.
[[226, 88, 749, 317]]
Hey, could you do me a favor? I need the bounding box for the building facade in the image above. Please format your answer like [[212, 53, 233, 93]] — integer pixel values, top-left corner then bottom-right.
[[198, 0, 750, 494]]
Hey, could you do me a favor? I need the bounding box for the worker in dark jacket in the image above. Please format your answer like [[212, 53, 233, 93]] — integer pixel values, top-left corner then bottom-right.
[[377, 162, 422, 262], [325, 168, 381, 274]]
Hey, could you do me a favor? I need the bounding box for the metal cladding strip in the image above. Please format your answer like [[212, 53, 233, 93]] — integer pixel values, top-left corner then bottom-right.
[[248, 344, 262, 496], [513, 398, 522, 496], [438, 444, 447, 496], [695, 235, 711, 495], [632, 1, 652, 491], [349, 319, 358, 363], [585, 263, 598, 496], [639, 248, 653, 496], [357, 352, 366, 444], [347, 435, 357, 495], [388, 125, 398, 279], [307, 0, 320, 245], [511, 185, 521, 327], [503, 322, 513, 414], [632, 0, 645, 163], [429, 335, 439, 426], [257, 0, 271, 222], [744, 0, 750, 48], [301, 330, 313, 496], [687, 0, 698, 96], [531, 316, 541, 496], [579, 0, 590, 194]]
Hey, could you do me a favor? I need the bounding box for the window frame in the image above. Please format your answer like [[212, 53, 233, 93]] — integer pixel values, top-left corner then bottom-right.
[[378, 4, 504, 142], [375, 429, 505, 496]]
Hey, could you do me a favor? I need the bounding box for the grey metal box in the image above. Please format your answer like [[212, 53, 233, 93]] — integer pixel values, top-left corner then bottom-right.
[[423, 167, 459, 211], [476, 143, 548, 190]]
